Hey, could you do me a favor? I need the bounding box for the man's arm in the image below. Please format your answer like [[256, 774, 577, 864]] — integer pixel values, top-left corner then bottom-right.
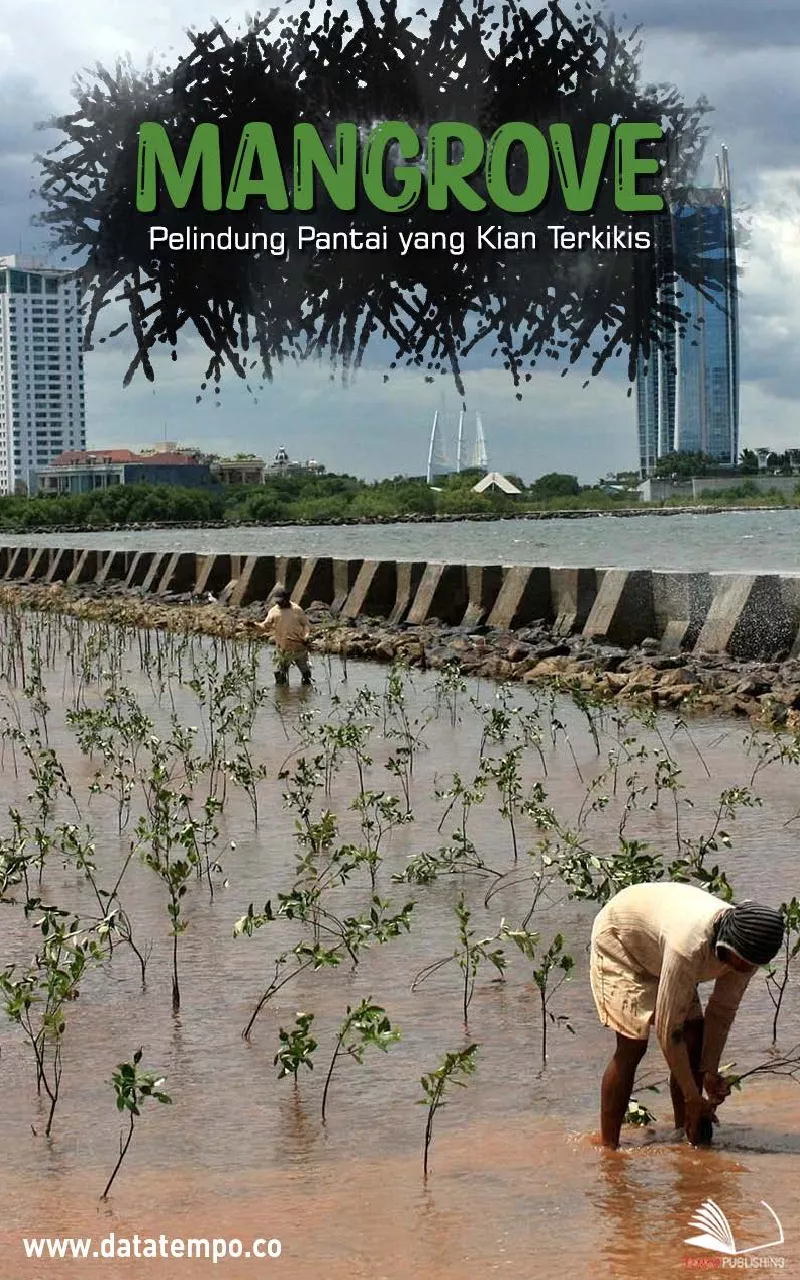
[[700, 967, 753, 1076], [297, 607, 311, 641], [654, 945, 704, 1102], [256, 606, 277, 633]]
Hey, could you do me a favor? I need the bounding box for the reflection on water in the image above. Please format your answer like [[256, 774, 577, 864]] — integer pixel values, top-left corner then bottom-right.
[[0, 625, 798, 1278]]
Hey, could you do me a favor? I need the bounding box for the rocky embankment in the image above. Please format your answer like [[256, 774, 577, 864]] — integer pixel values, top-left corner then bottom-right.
[[4, 580, 800, 728]]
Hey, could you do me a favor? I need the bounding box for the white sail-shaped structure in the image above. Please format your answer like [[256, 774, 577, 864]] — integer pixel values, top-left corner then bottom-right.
[[426, 410, 450, 484], [426, 409, 489, 482], [471, 413, 488, 471]]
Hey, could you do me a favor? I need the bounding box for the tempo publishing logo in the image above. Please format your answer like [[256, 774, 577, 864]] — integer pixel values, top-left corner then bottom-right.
[[683, 1199, 786, 1270]]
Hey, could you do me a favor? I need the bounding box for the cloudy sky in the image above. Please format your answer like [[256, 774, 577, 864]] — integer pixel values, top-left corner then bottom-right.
[[0, 0, 797, 483]]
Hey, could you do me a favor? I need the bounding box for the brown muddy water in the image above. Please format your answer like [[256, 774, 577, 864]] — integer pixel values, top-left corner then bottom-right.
[[0, 618, 798, 1279]]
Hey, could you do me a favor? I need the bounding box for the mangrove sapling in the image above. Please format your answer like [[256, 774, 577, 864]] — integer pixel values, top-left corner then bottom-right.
[[418, 1044, 479, 1179], [411, 894, 508, 1026], [349, 790, 413, 888], [236, 897, 414, 1040], [554, 825, 664, 905], [745, 727, 800, 789], [541, 688, 584, 783], [58, 823, 152, 981], [385, 748, 413, 814], [101, 1050, 171, 1200], [766, 898, 800, 1045], [274, 1012, 318, 1086], [483, 747, 525, 863], [624, 1098, 658, 1128], [432, 660, 467, 728], [721, 1046, 800, 1091], [666, 786, 760, 901], [530, 934, 575, 1070], [136, 739, 202, 1011], [0, 904, 115, 1137], [321, 1000, 401, 1123], [0, 809, 33, 900]]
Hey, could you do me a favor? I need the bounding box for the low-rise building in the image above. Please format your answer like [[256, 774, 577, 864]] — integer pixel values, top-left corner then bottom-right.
[[31, 447, 212, 495], [211, 456, 265, 485], [264, 447, 325, 477]]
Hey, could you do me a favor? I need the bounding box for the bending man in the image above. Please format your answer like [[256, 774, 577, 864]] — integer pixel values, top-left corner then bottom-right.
[[257, 586, 312, 685], [590, 881, 784, 1148]]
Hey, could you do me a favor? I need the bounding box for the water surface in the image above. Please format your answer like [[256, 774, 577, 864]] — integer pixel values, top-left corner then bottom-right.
[[0, 624, 797, 1278]]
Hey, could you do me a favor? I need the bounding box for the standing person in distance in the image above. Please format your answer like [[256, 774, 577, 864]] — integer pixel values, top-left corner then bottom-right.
[[256, 585, 312, 686]]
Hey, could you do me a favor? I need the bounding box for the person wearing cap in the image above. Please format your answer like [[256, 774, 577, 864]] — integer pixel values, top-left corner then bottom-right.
[[256, 586, 312, 685], [590, 881, 784, 1148]]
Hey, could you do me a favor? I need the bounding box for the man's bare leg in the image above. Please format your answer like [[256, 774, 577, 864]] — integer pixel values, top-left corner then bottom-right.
[[669, 1016, 705, 1130], [601, 1033, 648, 1149]]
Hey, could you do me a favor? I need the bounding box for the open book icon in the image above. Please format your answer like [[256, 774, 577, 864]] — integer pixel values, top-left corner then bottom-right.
[[685, 1199, 784, 1256]]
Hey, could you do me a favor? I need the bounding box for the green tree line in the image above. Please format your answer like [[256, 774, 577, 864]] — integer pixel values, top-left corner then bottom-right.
[[0, 469, 630, 531]]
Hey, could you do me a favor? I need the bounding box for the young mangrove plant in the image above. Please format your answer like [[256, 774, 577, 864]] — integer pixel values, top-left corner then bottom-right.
[[136, 737, 202, 1011], [275, 1012, 318, 1086], [236, 896, 415, 1040], [411, 894, 508, 1026], [530, 933, 575, 1070], [101, 1049, 172, 1200], [432, 661, 467, 728], [765, 897, 800, 1045], [321, 999, 400, 1123], [418, 1044, 479, 1179], [349, 790, 413, 888], [482, 746, 525, 864], [0, 902, 115, 1137]]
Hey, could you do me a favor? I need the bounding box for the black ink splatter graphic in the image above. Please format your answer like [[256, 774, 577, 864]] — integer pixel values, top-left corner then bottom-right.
[[36, 0, 717, 399]]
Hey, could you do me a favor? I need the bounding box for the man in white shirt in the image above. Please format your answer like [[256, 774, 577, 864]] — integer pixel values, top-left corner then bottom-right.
[[256, 585, 312, 685], [590, 882, 784, 1148]]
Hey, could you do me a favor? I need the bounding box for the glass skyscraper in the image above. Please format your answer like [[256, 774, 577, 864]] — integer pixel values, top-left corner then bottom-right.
[[636, 148, 739, 475]]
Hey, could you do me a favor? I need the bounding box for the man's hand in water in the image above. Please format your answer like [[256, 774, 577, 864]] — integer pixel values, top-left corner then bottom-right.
[[685, 1094, 717, 1144], [703, 1072, 732, 1106]]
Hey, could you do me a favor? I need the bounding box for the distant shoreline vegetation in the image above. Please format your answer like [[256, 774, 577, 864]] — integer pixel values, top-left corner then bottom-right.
[[1, 471, 800, 533]]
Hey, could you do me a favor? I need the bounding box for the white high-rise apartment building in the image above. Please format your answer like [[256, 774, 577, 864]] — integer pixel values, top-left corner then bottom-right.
[[0, 255, 85, 496]]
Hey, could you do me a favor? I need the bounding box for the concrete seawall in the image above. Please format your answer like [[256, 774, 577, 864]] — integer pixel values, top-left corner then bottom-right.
[[3, 546, 800, 661]]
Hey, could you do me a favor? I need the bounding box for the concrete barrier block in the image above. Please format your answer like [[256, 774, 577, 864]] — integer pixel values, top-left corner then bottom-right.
[[487, 566, 551, 630], [141, 553, 169, 594], [652, 572, 712, 653], [389, 561, 426, 625], [125, 551, 155, 588], [23, 547, 50, 582], [6, 546, 32, 579], [275, 556, 302, 597], [67, 549, 99, 585], [550, 567, 597, 635], [696, 574, 796, 660], [293, 557, 334, 608], [97, 550, 129, 584], [218, 555, 246, 604], [342, 560, 397, 619], [407, 563, 468, 626], [195, 554, 232, 598], [158, 552, 197, 595], [331, 559, 363, 614], [583, 569, 655, 645], [45, 548, 76, 583], [462, 564, 504, 627], [229, 556, 276, 608]]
